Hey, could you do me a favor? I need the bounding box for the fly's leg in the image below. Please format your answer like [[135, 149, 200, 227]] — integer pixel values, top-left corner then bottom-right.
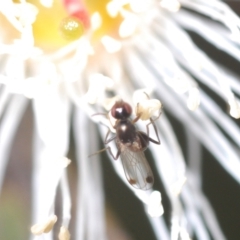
[[103, 127, 120, 159], [91, 112, 107, 117], [107, 147, 121, 160], [146, 110, 162, 145], [132, 102, 142, 124], [91, 109, 117, 144], [132, 114, 142, 123], [88, 146, 120, 160], [134, 101, 161, 144], [90, 109, 120, 158], [104, 128, 114, 144], [89, 125, 120, 159], [88, 147, 109, 158]]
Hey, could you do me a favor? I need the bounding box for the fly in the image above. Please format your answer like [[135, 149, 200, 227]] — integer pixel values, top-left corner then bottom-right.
[[91, 100, 161, 190]]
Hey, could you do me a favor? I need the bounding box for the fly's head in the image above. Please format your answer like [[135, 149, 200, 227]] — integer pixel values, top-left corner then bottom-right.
[[111, 100, 132, 120]]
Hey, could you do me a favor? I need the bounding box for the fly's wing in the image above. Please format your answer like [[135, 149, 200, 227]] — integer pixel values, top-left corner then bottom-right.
[[120, 148, 154, 190]]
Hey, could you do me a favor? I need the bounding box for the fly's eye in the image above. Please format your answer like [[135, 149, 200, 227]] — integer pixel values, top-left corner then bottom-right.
[[111, 101, 132, 119]]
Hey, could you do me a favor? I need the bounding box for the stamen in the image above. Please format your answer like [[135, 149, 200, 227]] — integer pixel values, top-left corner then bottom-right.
[[0, 1, 38, 33], [31, 215, 58, 235], [129, 0, 152, 13], [40, 0, 53, 8], [85, 74, 114, 104], [91, 12, 102, 30], [180, 228, 192, 240], [101, 35, 122, 53], [187, 87, 200, 111], [58, 226, 71, 240], [133, 90, 162, 120], [102, 95, 121, 111], [170, 176, 187, 196], [14, 2, 38, 26], [60, 171, 72, 229], [81, 0, 125, 42], [160, 0, 181, 12], [119, 14, 138, 38], [147, 191, 164, 217], [133, 88, 152, 104], [137, 99, 162, 120], [228, 97, 240, 119], [106, 0, 123, 18]]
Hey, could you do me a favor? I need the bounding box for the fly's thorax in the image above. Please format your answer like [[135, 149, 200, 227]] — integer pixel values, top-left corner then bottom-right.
[[116, 119, 137, 144]]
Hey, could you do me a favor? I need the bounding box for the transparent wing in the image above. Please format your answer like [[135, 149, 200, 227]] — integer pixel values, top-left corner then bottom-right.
[[120, 148, 154, 190]]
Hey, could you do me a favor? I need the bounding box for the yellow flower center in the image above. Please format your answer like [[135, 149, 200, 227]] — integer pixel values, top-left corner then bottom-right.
[[27, 0, 124, 51]]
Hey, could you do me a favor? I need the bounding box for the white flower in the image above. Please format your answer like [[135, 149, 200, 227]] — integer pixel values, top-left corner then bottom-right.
[[0, 0, 239, 240]]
